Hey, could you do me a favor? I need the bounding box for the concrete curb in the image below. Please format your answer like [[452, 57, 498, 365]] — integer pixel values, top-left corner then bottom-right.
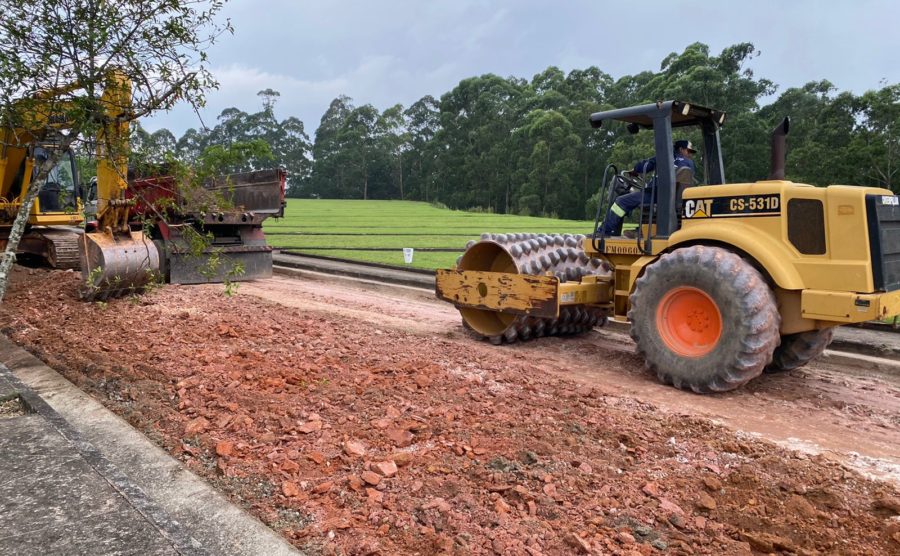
[[274, 253, 434, 290], [819, 348, 900, 372], [0, 363, 206, 555], [829, 338, 900, 360], [0, 336, 299, 556]]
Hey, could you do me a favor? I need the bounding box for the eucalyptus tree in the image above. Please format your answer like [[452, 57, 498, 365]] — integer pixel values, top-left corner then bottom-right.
[[848, 83, 899, 192], [309, 96, 355, 198], [402, 95, 441, 202], [434, 74, 527, 211]]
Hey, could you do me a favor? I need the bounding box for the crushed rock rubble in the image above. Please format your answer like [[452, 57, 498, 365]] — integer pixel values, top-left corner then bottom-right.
[[1, 267, 898, 555]]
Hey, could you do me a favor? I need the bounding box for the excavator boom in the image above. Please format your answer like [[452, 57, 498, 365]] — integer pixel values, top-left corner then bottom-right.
[[77, 74, 160, 299], [80, 75, 159, 300]]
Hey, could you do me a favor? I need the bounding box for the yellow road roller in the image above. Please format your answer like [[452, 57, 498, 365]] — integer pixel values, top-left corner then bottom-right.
[[436, 101, 900, 393]]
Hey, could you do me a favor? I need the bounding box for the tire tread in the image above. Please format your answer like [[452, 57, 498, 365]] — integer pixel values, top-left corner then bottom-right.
[[629, 245, 781, 393], [765, 329, 834, 373]]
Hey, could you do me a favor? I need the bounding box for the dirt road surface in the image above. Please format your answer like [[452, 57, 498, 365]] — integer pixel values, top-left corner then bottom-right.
[[246, 274, 900, 481], [2, 267, 899, 555]]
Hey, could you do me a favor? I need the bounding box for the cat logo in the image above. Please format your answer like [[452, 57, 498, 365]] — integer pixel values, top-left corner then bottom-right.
[[683, 198, 713, 219]]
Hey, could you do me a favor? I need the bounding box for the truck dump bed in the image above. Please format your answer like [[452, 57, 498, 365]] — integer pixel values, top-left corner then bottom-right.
[[126, 168, 287, 284], [205, 169, 286, 217]]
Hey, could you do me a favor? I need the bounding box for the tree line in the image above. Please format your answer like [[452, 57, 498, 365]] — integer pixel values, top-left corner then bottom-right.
[[144, 42, 899, 220]]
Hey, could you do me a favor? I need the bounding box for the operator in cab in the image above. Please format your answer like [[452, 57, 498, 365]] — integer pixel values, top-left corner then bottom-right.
[[599, 140, 696, 236]]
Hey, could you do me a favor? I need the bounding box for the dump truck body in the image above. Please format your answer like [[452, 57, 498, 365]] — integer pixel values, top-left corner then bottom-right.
[[125, 168, 286, 284]]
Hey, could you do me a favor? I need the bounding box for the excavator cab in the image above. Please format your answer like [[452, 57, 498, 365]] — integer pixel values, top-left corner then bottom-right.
[[34, 147, 79, 213], [1, 136, 86, 268]]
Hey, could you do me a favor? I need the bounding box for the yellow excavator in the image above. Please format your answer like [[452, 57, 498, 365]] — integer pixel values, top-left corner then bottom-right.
[[436, 101, 900, 393], [3, 74, 285, 299], [1, 105, 84, 270], [1, 75, 159, 299]]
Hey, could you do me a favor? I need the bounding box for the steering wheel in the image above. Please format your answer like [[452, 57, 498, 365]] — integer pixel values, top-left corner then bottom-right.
[[612, 172, 646, 196]]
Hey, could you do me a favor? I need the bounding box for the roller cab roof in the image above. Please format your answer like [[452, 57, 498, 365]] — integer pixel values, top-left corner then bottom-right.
[[590, 101, 726, 130]]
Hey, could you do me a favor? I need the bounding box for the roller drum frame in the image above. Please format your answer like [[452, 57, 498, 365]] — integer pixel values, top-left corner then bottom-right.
[[455, 233, 610, 344]]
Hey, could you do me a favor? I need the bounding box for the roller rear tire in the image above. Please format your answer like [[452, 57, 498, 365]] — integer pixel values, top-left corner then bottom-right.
[[765, 329, 834, 373], [629, 246, 781, 393]]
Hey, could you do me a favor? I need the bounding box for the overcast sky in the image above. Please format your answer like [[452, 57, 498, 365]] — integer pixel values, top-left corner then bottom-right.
[[144, 0, 899, 138]]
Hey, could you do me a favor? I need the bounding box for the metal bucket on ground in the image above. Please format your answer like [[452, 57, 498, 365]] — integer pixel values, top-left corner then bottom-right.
[[79, 230, 160, 300]]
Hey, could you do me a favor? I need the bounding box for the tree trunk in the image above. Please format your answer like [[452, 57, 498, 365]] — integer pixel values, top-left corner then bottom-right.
[[421, 161, 428, 202], [0, 150, 64, 303], [543, 149, 551, 215], [398, 154, 404, 200], [505, 180, 510, 215], [362, 156, 368, 200]]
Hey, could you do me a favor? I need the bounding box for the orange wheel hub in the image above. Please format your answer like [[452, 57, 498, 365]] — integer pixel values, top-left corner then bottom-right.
[[656, 286, 722, 357]]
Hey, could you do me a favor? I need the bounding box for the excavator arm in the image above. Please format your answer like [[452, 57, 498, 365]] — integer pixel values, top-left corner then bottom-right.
[[78, 73, 160, 300], [2, 72, 160, 298]]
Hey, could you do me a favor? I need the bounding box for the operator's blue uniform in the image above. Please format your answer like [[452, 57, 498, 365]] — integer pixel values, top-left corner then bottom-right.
[[600, 152, 696, 236]]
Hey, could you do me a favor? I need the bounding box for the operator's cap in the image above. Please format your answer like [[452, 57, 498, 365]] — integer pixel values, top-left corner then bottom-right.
[[674, 140, 697, 153]]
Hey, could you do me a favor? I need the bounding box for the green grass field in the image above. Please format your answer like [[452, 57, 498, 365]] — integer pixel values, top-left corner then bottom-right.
[[264, 200, 597, 270]]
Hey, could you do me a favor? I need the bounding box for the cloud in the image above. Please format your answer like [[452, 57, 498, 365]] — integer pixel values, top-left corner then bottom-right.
[[213, 64, 349, 104], [145, 54, 458, 136], [142, 0, 899, 139]]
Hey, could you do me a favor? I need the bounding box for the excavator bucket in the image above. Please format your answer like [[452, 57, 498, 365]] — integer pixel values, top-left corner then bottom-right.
[[79, 230, 160, 300]]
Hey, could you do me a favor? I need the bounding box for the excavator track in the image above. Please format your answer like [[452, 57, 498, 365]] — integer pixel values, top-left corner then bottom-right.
[[17, 227, 83, 270], [37, 229, 82, 269], [454, 233, 610, 344]]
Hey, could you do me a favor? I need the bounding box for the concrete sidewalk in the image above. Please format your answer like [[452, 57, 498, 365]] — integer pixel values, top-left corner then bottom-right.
[[0, 365, 201, 555], [0, 338, 298, 556]]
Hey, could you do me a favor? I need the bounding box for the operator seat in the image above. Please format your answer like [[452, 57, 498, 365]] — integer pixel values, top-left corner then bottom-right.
[[636, 166, 697, 231], [38, 182, 62, 211], [675, 166, 695, 207]]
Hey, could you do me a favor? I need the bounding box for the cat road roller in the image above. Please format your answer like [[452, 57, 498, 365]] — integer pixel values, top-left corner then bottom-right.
[[435, 101, 900, 393]]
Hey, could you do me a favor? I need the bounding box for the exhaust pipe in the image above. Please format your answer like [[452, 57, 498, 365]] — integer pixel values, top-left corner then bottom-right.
[[769, 116, 790, 180]]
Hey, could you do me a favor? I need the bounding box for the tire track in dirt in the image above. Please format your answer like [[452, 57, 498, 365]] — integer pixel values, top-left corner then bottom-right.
[[243, 275, 900, 484], [4, 268, 899, 554]]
